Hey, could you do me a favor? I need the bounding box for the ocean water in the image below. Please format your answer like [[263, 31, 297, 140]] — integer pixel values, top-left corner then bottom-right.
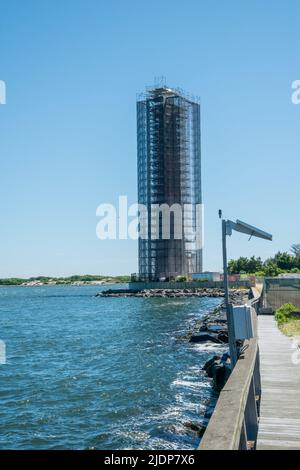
[[0, 285, 224, 450]]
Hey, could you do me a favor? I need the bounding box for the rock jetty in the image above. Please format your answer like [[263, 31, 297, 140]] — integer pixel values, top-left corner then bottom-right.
[[191, 288, 249, 390], [96, 287, 248, 299], [187, 288, 249, 343]]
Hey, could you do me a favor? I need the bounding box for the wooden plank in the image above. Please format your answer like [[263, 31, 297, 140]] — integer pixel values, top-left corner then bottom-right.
[[257, 316, 300, 450]]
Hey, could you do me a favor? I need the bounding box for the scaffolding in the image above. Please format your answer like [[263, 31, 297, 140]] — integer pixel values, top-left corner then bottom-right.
[[137, 84, 202, 281]]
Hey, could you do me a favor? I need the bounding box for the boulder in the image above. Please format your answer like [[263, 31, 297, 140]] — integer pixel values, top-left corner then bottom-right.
[[189, 333, 221, 344], [202, 355, 221, 378], [183, 421, 207, 438]]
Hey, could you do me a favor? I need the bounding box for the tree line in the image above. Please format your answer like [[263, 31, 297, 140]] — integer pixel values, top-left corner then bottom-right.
[[0, 275, 130, 286], [228, 244, 300, 277]]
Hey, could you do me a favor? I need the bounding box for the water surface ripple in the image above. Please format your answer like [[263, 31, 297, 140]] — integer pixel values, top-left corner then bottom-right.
[[0, 285, 224, 449]]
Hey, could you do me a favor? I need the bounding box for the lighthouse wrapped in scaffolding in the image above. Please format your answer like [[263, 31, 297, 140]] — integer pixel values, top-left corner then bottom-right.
[[136, 82, 203, 281]]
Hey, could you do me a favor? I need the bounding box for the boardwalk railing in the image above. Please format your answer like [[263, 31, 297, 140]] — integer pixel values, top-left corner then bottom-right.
[[199, 296, 262, 450]]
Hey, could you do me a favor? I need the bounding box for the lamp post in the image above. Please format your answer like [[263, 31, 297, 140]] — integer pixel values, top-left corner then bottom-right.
[[220, 215, 272, 368], [222, 219, 238, 366]]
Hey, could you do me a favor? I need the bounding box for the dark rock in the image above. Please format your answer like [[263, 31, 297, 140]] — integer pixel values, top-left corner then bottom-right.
[[183, 421, 207, 438], [189, 333, 221, 344], [221, 352, 230, 362], [202, 355, 221, 378], [199, 324, 208, 332], [212, 364, 226, 391], [217, 332, 228, 343], [212, 363, 231, 391]]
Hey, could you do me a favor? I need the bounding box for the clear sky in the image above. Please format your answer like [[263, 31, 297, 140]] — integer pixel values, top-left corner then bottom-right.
[[0, 0, 299, 277]]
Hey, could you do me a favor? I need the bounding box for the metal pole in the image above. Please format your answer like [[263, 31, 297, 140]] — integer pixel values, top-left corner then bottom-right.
[[222, 220, 238, 367], [222, 220, 229, 307]]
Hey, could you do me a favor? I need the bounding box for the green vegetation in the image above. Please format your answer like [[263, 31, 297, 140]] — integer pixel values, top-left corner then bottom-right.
[[0, 278, 26, 286], [275, 303, 300, 337], [228, 245, 300, 277], [0, 275, 130, 286], [176, 275, 187, 282], [275, 303, 299, 325]]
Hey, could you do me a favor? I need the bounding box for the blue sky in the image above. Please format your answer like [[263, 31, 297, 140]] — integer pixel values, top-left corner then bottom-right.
[[0, 0, 299, 277]]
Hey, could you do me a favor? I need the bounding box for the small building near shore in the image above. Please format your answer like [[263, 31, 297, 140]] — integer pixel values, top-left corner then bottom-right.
[[192, 272, 221, 282]]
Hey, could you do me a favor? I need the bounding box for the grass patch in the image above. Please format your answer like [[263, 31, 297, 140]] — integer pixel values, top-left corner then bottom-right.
[[275, 303, 300, 337], [279, 319, 300, 336]]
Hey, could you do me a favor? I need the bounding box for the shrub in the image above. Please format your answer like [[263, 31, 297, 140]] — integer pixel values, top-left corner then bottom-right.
[[275, 303, 299, 325]]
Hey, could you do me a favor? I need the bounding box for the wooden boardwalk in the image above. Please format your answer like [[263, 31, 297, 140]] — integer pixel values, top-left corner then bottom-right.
[[257, 316, 300, 450]]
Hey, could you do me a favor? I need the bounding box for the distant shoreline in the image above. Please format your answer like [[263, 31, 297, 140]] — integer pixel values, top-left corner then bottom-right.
[[0, 282, 126, 287], [0, 276, 130, 287]]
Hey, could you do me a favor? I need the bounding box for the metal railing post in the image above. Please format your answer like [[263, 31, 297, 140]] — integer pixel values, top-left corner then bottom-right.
[[244, 377, 259, 448], [239, 421, 248, 450]]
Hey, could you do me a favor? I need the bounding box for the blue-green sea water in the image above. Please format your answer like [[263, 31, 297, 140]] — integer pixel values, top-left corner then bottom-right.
[[0, 285, 224, 450]]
